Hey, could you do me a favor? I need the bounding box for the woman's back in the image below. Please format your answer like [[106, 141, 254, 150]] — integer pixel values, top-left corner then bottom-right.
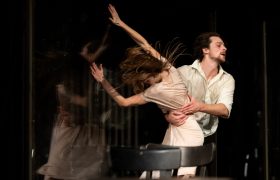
[[142, 66, 190, 112]]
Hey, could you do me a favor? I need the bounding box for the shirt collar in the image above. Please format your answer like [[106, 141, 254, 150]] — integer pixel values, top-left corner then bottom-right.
[[191, 59, 227, 77]]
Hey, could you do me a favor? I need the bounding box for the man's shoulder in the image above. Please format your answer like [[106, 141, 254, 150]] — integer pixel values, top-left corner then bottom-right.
[[177, 64, 192, 71], [177, 60, 198, 71], [222, 69, 235, 81], [177, 65, 198, 78]]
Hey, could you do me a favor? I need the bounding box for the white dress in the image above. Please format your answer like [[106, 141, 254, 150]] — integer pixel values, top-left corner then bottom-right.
[[37, 84, 109, 180], [142, 65, 204, 177]]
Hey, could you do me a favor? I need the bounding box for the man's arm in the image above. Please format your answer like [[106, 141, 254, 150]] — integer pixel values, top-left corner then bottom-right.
[[180, 96, 229, 118], [165, 96, 229, 126]]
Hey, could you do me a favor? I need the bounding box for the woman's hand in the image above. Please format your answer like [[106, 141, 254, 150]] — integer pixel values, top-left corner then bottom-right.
[[90, 62, 104, 82], [108, 4, 122, 26], [80, 42, 93, 62]]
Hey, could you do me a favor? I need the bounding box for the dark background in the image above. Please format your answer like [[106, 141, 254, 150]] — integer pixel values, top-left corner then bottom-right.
[[9, 0, 279, 179]]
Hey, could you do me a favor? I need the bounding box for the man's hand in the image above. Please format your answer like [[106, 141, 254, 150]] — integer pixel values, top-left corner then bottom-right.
[[165, 95, 202, 126], [165, 111, 189, 127], [180, 95, 202, 115]]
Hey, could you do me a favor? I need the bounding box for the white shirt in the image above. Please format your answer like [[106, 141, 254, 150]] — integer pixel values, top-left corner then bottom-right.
[[177, 60, 235, 137]]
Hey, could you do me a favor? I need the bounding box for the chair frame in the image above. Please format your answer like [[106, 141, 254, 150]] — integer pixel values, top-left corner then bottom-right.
[[109, 142, 216, 178], [109, 145, 181, 178], [146, 142, 216, 176]]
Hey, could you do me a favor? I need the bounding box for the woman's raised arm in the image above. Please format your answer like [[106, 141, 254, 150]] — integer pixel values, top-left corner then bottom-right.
[[108, 4, 160, 59], [80, 25, 111, 63]]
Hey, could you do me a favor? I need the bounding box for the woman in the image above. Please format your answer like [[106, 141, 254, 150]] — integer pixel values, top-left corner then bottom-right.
[[90, 4, 204, 178], [37, 26, 111, 180]]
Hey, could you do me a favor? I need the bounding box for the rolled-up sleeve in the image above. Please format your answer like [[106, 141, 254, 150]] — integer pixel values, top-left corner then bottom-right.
[[217, 74, 235, 118]]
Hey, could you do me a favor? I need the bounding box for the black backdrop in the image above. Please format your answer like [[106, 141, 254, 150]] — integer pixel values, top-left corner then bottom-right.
[[9, 0, 279, 179]]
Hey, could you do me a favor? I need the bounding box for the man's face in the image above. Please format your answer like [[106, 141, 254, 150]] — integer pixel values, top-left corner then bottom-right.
[[204, 36, 227, 63]]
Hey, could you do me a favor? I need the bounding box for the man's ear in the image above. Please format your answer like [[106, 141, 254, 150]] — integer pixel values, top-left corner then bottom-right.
[[202, 48, 209, 54]]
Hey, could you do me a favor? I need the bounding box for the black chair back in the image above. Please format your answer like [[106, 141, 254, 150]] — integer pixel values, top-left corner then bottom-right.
[[146, 143, 216, 176], [109, 145, 181, 178], [109, 143, 216, 178]]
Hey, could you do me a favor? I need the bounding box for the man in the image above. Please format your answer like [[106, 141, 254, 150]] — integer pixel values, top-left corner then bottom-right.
[[165, 32, 235, 176]]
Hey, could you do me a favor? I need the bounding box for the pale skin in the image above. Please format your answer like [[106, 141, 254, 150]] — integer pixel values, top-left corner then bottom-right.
[[90, 4, 170, 107], [108, 4, 160, 59], [166, 36, 229, 126], [90, 63, 144, 107]]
